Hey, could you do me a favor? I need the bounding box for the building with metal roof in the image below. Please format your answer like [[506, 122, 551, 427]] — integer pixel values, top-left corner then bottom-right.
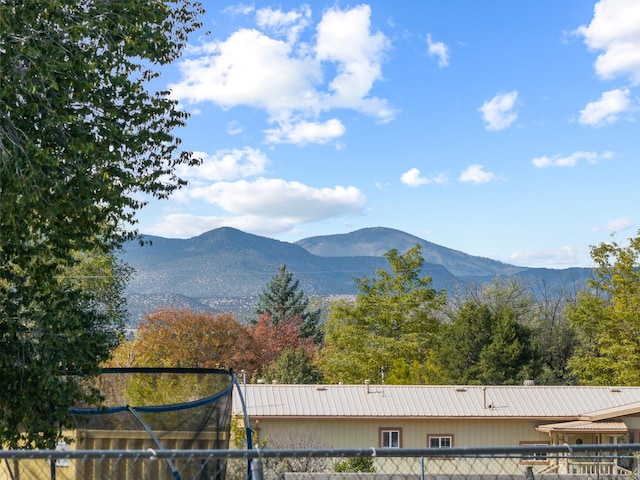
[[233, 383, 640, 475], [235, 383, 640, 419]]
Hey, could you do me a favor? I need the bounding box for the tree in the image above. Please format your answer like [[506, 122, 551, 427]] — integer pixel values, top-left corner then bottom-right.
[[427, 303, 494, 384], [429, 276, 543, 385], [65, 249, 132, 329], [251, 313, 316, 380], [319, 246, 445, 384], [254, 264, 323, 343], [262, 427, 330, 474], [0, 248, 129, 448], [528, 277, 579, 385], [462, 276, 535, 320], [473, 276, 581, 385], [107, 308, 258, 374], [428, 302, 539, 385], [567, 233, 640, 385], [475, 308, 538, 385], [262, 347, 323, 384], [0, 1, 203, 448]]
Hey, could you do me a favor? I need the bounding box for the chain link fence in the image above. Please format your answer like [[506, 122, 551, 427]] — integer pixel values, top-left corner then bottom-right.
[[0, 444, 638, 480]]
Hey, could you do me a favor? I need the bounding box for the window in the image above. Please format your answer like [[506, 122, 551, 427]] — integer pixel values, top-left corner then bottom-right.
[[380, 428, 401, 448], [428, 435, 453, 448], [519, 442, 549, 464]]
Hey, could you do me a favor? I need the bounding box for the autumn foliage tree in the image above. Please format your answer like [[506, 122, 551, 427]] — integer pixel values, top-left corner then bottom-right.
[[251, 313, 316, 381], [108, 309, 259, 376]]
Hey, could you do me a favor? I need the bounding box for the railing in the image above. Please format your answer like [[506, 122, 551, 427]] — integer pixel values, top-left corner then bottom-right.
[[0, 443, 638, 480], [569, 460, 633, 475]]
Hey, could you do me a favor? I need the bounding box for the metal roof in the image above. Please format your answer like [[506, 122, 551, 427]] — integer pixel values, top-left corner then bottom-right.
[[233, 384, 640, 419], [579, 401, 640, 421], [536, 420, 629, 433]]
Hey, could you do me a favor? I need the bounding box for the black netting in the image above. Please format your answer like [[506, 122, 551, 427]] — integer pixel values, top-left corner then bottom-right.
[[68, 368, 235, 480]]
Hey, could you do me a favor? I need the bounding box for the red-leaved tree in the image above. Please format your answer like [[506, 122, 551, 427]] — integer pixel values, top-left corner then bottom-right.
[[251, 313, 316, 378]]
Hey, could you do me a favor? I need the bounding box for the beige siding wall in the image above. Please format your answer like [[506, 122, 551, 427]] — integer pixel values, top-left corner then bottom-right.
[[252, 417, 554, 476], [253, 417, 550, 449], [623, 416, 640, 429]]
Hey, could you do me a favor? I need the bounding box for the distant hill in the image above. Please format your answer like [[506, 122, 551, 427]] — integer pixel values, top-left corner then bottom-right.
[[119, 226, 592, 325], [295, 227, 525, 278]]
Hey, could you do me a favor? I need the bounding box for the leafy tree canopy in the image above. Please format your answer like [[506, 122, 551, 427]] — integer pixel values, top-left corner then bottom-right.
[[567, 232, 640, 385], [262, 347, 323, 385], [0, 0, 203, 448], [108, 309, 257, 373], [319, 245, 445, 384]]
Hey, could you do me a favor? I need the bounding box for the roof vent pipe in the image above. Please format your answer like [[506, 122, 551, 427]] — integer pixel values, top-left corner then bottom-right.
[[483, 386, 487, 409], [364, 379, 370, 394]]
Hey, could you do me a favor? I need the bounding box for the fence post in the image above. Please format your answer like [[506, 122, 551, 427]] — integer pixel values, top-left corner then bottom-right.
[[524, 466, 534, 480], [251, 458, 264, 480]]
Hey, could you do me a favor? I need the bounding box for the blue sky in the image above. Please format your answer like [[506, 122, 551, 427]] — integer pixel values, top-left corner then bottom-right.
[[136, 0, 640, 269]]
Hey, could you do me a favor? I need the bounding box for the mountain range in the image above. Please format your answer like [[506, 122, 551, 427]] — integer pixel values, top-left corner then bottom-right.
[[120, 227, 592, 325]]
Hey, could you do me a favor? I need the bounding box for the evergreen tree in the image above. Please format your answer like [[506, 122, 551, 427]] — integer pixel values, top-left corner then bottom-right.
[[476, 308, 538, 385], [428, 303, 494, 384], [429, 301, 540, 385], [254, 264, 323, 343]]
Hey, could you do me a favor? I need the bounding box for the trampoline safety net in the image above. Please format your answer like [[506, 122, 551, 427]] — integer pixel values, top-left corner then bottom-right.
[[67, 367, 235, 480]]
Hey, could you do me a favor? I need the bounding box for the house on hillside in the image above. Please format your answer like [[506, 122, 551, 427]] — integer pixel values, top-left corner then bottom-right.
[[232, 383, 640, 475]]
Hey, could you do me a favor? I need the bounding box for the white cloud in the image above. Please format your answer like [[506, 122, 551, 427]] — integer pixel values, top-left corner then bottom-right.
[[575, 0, 640, 84], [593, 216, 634, 232], [400, 168, 448, 187], [170, 29, 321, 112], [579, 88, 631, 126], [146, 213, 305, 239], [458, 164, 495, 184], [479, 91, 519, 131], [226, 121, 243, 135], [170, 4, 394, 144], [153, 172, 366, 238], [508, 246, 592, 268], [223, 4, 254, 17], [187, 178, 366, 221], [264, 118, 346, 145], [256, 5, 312, 44], [532, 150, 613, 168], [176, 147, 269, 182], [315, 4, 395, 121], [426, 33, 449, 68]]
